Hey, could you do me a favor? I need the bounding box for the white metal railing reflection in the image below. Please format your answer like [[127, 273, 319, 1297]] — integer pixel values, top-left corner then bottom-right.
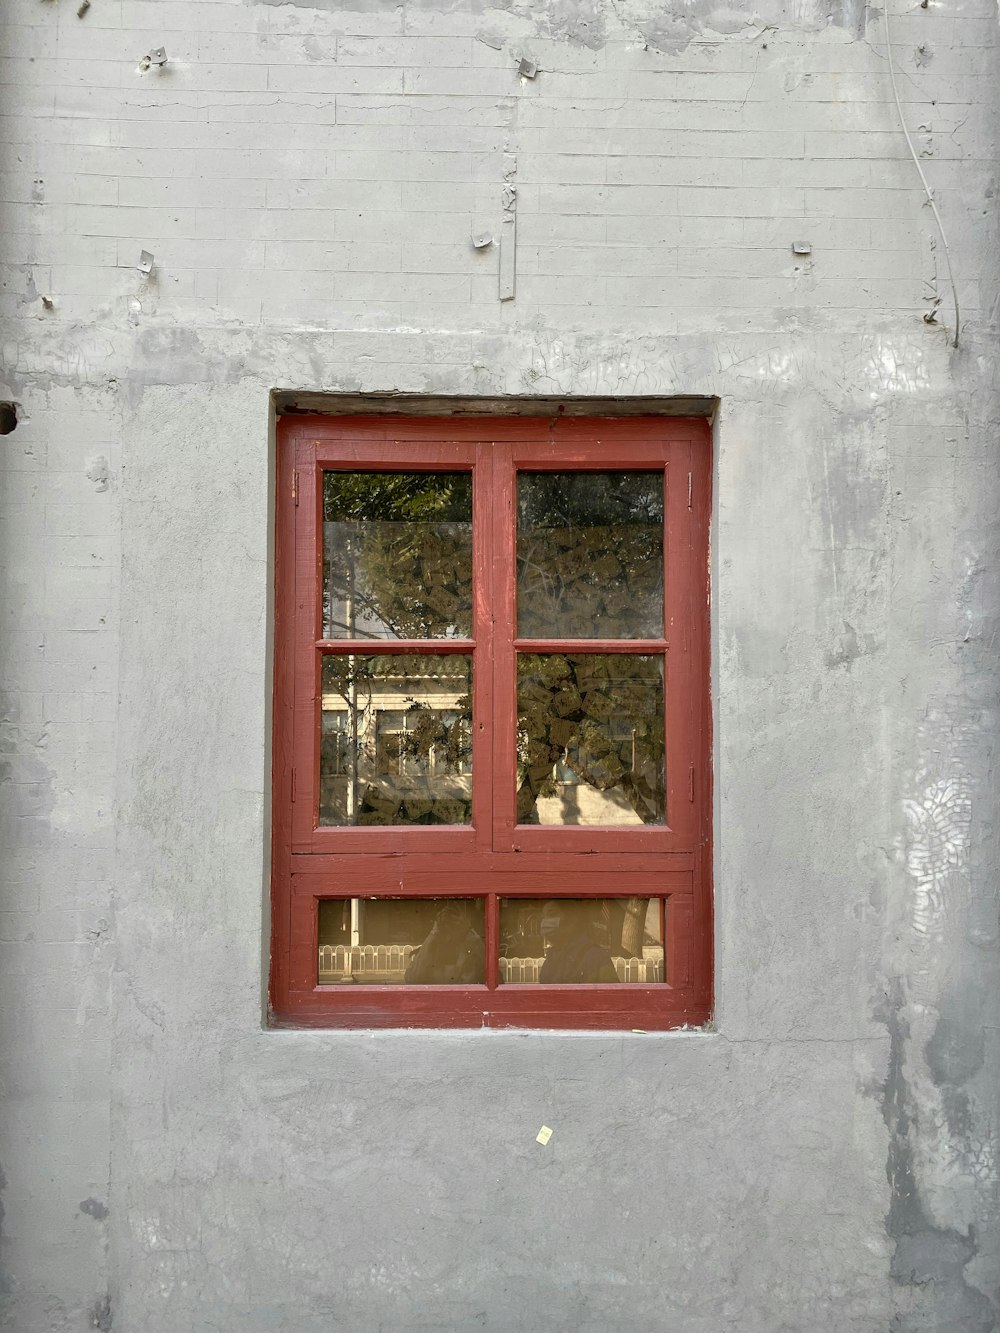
[[499, 956, 664, 983], [318, 943, 416, 981], [318, 944, 664, 984]]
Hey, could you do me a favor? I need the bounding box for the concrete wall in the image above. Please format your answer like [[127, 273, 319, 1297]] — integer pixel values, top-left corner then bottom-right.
[[1, 0, 998, 1329]]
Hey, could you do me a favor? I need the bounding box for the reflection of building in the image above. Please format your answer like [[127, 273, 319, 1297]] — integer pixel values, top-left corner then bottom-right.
[[375, 707, 469, 777], [320, 666, 472, 825]]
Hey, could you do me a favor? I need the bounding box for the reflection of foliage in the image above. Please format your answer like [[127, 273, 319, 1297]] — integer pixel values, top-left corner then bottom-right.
[[519, 471, 662, 528], [324, 473, 473, 639], [326, 472, 471, 524], [396, 698, 472, 772], [321, 655, 472, 826], [517, 654, 665, 824], [518, 526, 662, 638], [518, 473, 663, 638]]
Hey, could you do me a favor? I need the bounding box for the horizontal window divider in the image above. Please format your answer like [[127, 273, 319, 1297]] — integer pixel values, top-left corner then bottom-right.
[[494, 983, 673, 991], [290, 858, 696, 890], [506, 829, 682, 849], [509, 449, 678, 468], [513, 640, 668, 653], [280, 992, 711, 1031], [312, 981, 682, 991], [315, 639, 476, 653], [295, 832, 480, 857], [290, 853, 696, 871], [297, 885, 694, 899], [315, 984, 492, 992]]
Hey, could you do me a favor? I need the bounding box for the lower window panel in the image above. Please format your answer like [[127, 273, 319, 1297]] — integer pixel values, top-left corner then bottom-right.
[[318, 897, 485, 984], [500, 896, 664, 983], [316, 896, 665, 987]]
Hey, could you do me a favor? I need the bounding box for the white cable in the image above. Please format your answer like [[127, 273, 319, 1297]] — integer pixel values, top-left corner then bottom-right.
[[884, 0, 960, 347]]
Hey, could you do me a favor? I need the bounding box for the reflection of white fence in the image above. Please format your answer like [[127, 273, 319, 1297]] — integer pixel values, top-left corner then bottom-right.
[[319, 944, 415, 982], [618, 956, 664, 982], [500, 957, 544, 983], [499, 956, 664, 983], [317, 945, 664, 984]]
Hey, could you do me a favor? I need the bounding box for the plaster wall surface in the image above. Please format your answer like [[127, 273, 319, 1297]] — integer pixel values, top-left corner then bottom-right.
[[0, 0, 998, 1330]]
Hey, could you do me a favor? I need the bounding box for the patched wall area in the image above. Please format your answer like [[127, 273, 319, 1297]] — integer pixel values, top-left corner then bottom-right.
[[1, 0, 998, 1329]]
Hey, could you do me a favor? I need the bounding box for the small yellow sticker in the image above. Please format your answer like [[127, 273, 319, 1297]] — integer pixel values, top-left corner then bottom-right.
[[536, 1125, 553, 1145]]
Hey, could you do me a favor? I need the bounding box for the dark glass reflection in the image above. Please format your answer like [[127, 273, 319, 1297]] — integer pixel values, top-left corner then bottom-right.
[[517, 472, 663, 638], [500, 898, 665, 983], [320, 655, 472, 825], [323, 472, 473, 639], [516, 654, 665, 825], [318, 898, 485, 985]]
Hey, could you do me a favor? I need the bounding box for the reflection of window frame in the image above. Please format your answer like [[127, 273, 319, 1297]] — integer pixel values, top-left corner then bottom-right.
[[560, 714, 638, 783], [320, 711, 350, 775], [374, 706, 471, 778], [271, 415, 712, 1030]]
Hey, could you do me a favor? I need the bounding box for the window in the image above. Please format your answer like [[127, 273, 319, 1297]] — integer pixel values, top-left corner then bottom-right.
[[270, 415, 712, 1028]]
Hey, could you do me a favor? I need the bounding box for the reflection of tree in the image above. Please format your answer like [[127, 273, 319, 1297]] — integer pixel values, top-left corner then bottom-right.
[[323, 656, 472, 825], [518, 471, 662, 638], [519, 525, 662, 637], [518, 475, 665, 825], [324, 473, 473, 640], [517, 654, 665, 825]]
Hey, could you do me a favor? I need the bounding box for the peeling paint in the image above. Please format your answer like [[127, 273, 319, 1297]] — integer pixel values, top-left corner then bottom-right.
[[247, 0, 876, 51]]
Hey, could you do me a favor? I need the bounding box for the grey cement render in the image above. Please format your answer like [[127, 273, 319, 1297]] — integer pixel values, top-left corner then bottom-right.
[[1, 0, 998, 1329]]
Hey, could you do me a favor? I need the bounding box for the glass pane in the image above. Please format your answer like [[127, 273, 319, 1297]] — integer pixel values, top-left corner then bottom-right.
[[517, 472, 663, 638], [320, 655, 472, 825], [500, 898, 665, 983], [323, 472, 473, 639], [319, 898, 485, 984], [516, 654, 665, 825]]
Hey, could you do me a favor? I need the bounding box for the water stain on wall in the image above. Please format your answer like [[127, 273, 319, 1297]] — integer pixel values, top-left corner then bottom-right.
[[880, 982, 995, 1332]]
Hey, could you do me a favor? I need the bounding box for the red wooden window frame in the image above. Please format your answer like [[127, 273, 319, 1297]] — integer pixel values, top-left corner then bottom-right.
[[270, 415, 712, 1029]]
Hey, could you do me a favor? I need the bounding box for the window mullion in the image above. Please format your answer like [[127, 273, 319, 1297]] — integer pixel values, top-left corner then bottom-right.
[[487, 441, 517, 850]]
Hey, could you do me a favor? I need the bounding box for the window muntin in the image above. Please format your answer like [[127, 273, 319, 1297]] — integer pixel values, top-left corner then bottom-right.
[[273, 417, 711, 1029]]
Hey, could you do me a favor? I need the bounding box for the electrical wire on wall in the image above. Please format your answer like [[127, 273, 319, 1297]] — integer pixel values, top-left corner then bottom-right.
[[883, 0, 960, 347]]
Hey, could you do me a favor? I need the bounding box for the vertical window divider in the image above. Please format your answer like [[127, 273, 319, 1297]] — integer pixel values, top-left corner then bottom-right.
[[485, 892, 499, 990], [472, 447, 496, 851], [490, 441, 517, 850]]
